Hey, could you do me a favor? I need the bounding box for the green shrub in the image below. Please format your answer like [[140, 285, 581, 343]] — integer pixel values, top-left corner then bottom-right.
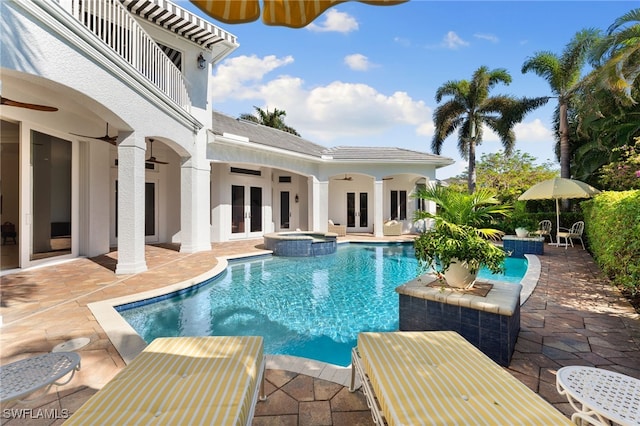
[[582, 190, 640, 294]]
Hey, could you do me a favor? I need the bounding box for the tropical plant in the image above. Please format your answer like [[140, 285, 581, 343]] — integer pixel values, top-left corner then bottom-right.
[[568, 10, 640, 184], [599, 137, 640, 190], [521, 29, 601, 180], [239, 106, 301, 136], [412, 186, 510, 283], [414, 219, 507, 279], [432, 66, 548, 194], [413, 185, 511, 238], [588, 8, 640, 105]]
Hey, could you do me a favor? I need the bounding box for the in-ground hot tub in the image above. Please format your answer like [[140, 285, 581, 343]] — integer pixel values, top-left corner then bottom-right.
[[264, 231, 338, 256]]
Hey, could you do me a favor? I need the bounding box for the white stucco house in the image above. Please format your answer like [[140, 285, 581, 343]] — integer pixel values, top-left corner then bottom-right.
[[1, 0, 453, 275]]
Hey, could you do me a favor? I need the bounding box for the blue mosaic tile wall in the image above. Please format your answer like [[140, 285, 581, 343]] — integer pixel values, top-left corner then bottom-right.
[[399, 294, 520, 366], [503, 238, 544, 257], [268, 239, 336, 256]]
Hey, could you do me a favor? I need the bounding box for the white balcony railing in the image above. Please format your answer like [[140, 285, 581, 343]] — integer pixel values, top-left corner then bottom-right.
[[58, 0, 191, 110]]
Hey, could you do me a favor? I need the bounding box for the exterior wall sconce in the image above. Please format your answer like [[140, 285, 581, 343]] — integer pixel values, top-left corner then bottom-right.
[[197, 53, 207, 70], [295, 194, 299, 203]]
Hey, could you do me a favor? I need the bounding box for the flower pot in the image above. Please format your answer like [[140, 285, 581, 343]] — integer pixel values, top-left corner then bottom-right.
[[442, 259, 478, 289], [515, 227, 529, 238]]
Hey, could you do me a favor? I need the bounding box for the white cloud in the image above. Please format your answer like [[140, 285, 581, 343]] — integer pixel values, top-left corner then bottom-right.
[[514, 119, 554, 142], [344, 54, 377, 71], [416, 121, 435, 138], [442, 31, 469, 49], [307, 9, 358, 33], [445, 119, 552, 144], [209, 54, 294, 100], [474, 33, 499, 43], [210, 54, 433, 146]]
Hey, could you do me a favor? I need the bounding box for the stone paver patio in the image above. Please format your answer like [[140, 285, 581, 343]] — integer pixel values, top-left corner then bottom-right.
[[1, 236, 638, 425]]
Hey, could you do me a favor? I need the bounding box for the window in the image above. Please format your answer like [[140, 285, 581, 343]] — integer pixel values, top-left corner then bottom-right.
[[279, 176, 292, 183], [390, 190, 407, 220], [230, 167, 261, 176]]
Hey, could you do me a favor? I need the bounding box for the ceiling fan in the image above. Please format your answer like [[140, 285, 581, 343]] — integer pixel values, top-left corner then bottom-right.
[[146, 139, 168, 165], [334, 174, 352, 181], [71, 123, 117, 145], [1, 96, 58, 112]]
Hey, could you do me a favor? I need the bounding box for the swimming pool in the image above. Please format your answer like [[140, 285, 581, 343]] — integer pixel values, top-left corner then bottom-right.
[[118, 243, 527, 366]]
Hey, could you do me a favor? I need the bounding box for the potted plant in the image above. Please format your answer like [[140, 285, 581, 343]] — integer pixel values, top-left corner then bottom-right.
[[414, 219, 507, 288], [511, 216, 537, 238], [412, 186, 509, 289]]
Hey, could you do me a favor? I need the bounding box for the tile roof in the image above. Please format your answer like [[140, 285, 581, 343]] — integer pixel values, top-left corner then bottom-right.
[[322, 146, 451, 164], [212, 111, 326, 157], [211, 110, 454, 166]]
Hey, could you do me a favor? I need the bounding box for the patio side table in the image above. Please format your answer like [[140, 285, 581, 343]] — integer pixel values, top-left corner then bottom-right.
[[1, 352, 81, 403], [556, 366, 640, 426]]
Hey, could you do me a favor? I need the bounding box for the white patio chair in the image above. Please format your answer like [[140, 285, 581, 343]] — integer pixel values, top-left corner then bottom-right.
[[557, 221, 585, 249], [533, 219, 554, 243]]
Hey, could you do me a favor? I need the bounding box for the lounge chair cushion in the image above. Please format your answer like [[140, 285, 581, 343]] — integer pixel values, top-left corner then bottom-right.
[[66, 336, 264, 425], [357, 331, 571, 425]]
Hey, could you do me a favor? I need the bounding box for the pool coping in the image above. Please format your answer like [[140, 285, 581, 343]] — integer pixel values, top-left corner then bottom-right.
[[88, 247, 540, 385]]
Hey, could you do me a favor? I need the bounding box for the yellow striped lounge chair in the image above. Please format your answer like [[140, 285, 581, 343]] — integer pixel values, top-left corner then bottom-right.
[[350, 331, 572, 425], [66, 336, 265, 425]]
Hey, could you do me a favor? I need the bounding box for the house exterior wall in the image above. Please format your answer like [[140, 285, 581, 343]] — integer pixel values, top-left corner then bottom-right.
[[1, 1, 227, 271]]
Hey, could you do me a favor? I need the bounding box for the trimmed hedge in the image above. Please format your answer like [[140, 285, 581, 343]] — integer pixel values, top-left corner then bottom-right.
[[581, 190, 640, 294]]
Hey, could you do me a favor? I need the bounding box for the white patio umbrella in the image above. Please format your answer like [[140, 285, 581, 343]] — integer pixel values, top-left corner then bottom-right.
[[518, 177, 601, 241]]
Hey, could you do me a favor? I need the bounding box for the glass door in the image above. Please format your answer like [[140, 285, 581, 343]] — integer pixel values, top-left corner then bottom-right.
[[31, 131, 72, 261], [249, 186, 262, 235], [280, 191, 290, 229], [231, 185, 263, 238], [231, 185, 245, 235], [144, 182, 158, 243], [347, 192, 370, 232]]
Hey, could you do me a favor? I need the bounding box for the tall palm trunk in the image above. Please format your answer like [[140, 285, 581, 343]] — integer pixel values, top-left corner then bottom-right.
[[468, 140, 477, 193], [558, 99, 571, 179], [467, 121, 477, 193]]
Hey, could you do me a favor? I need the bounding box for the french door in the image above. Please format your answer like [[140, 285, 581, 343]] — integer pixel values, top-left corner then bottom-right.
[[280, 191, 290, 230], [231, 185, 263, 238], [347, 192, 369, 232]]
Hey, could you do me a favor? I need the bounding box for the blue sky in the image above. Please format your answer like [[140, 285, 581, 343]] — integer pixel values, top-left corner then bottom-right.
[[180, 1, 635, 179]]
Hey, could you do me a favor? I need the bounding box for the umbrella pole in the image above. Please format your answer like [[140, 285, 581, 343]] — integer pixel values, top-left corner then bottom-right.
[[552, 198, 561, 246]]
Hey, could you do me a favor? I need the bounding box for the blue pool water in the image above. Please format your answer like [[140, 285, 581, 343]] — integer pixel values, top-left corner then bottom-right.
[[119, 243, 527, 366]]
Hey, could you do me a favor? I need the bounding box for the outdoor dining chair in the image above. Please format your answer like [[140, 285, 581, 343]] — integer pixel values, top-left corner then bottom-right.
[[557, 221, 585, 249], [533, 219, 554, 243]]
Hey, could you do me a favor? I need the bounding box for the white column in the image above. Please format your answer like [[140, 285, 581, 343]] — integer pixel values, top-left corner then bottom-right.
[[115, 133, 147, 275], [310, 178, 329, 231], [374, 180, 384, 237], [180, 156, 212, 253]]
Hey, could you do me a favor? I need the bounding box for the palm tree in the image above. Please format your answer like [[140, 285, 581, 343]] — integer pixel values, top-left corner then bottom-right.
[[432, 66, 548, 193], [239, 106, 300, 136], [589, 8, 640, 105], [521, 29, 600, 180]]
